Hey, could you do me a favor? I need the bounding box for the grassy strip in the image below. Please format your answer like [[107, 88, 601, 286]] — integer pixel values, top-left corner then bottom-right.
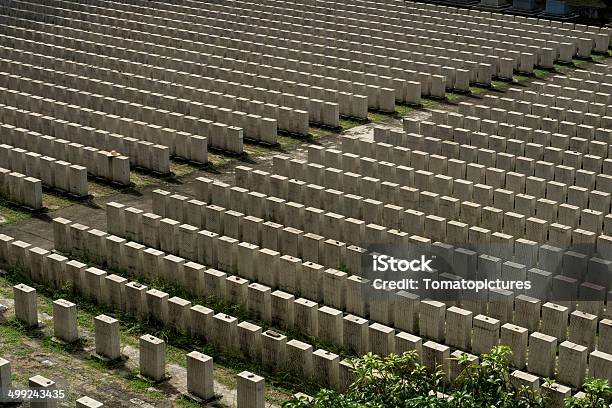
[[67, 250, 354, 361], [0, 196, 32, 225]]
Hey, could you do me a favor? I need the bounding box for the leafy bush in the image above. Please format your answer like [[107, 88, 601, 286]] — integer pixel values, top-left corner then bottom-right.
[[565, 378, 611, 408], [284, 346, 612, 408]]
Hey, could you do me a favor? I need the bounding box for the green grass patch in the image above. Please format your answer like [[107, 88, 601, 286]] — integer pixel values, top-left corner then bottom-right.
[[176, 396, 204, 407], [309, 126, 337, 140], [170, 162, 201, 178], [276, 135, 303, 150], [572, 58, 589, 66], [125, 374, 165, 400], [513, 74, 530, 82], [468, 86, 488, 96], [0, 197, 32, 225], [129, 170, 160, 189], [206, 152, 232, 167], [592, 53, 608, 63], [533, 68, 553, 79], [0, 321, 25, 354], [367, 111, 393, 124], [553, 63, 574, 74], [88, 181, 122, 199], [446, 92, 465, 102], [492, 80, 512, 92], [366, 104, 417, 123], [85, 356, 114, 371], [243, 143, 272, 157], [421, 98, 441, 109], [394, 104, 414, 117], [40, 335, 87, 354], [339, 118, 364, 130], [42, 192, 74, 211]]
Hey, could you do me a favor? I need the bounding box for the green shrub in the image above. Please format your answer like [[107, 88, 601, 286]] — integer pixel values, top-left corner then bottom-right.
[[284, 346, 612, 408], [565, 378, 612, 408]]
